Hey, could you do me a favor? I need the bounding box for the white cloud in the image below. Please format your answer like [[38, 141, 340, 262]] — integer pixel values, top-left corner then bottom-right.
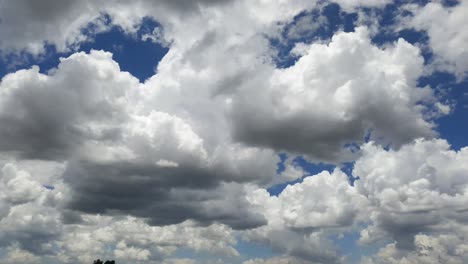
[[114, 241, 151, 261], [244, 169, 365, 263], [243, 256, 311, 264], [231, 27, 441, 162], [2, 246, 41, 264], [364, 234, 468, 264], [0, 163, 42, 204], [402, 1, 468, 78], [355, 138, 468, 248]]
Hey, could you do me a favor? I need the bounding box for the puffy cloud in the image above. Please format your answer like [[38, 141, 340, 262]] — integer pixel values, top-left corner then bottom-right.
[[0, 50, 138, 160], [354, 138, 468, 249], [2, 246, 41, 264], [0, 163, 42, 204], [53, 216, 239, 263], [0, 50, 276, 229], [243, 169, 366, 263], [264, 170, 367, 230], [0, 0, 236, 55], [0, 0, 465, 263], [114, 241, 151, 261], [0, 0, 317, 55], [402, 1, 468, 78], [242, 137, 468, 262], [0, 0, 400, 56], [0, 163, 63, 254], [0, 160, 242, 263], [363, 234, 468, 264], [231, 27, 440, 162], [0, 24, 450, 263]]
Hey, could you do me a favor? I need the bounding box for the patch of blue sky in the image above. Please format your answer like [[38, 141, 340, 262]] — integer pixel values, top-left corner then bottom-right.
[[331, 228, 394, 264], [419, 72, 468, 150], [331, 231, 361, 263], [236, 239, 279, 261], [0, 15, 168, 83], [43, 184, 55, 190]]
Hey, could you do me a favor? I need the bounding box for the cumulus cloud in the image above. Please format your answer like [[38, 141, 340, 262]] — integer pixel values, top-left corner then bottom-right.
[[355, 138, 468, 249], [401, 1, 468, 78], [2, 246, 41, 264], [0, 50, 138, 159], [251, 170, 367, 230], [243, 170, 366, 263], [0, 0, 236, 55], [0, 50, 276, 229], [0, 163, 63, 254], [363, 234, 468, 264], [231, 27, 440, 162], [0, 161, 242, 263], [0, 0, 466, 263]]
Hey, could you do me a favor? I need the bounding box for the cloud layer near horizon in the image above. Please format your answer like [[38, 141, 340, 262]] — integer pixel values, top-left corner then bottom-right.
[[0, 0, 467, 263]]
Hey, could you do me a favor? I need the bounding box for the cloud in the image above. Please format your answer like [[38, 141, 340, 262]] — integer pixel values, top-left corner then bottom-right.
[[2, 246, 41, 264], [252, 170, 367, 230], [243, 256, 312, 264], [0, 50, 138, 159], [331, 0, 390, 11], [0, 0, 235, 55], [0, 0, 466, 263], [0, 47, 280, 230], [0, 162, 241, 263], [243, 169, 365, 263], [0, 163, 63, 254], [363, 234, 468, 264], [0, 163, 42, 204], [354, 138, 468, 249], [401, 1, 468, 78], [0, 0, 399, 56], [231, 27, 440, 162], [53, 216, 240, 263]]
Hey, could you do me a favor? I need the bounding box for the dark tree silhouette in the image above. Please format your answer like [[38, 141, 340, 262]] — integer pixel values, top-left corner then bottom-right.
[[93, 260, 115, 264]]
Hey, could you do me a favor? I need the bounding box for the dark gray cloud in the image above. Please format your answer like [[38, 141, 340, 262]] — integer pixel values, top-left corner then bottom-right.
[[232, 111, 364, 162], [63, 159, 266, 229]]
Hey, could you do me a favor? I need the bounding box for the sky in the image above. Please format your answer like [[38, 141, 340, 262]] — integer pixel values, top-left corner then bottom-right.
[[0, 0, 467, 263]]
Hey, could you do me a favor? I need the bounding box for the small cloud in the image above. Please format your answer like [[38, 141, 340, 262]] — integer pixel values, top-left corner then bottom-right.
[[155, 159, 179, 168]]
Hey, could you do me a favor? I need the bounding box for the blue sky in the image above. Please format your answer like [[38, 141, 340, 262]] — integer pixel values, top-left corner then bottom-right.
[[0, 1, 467, 263]]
